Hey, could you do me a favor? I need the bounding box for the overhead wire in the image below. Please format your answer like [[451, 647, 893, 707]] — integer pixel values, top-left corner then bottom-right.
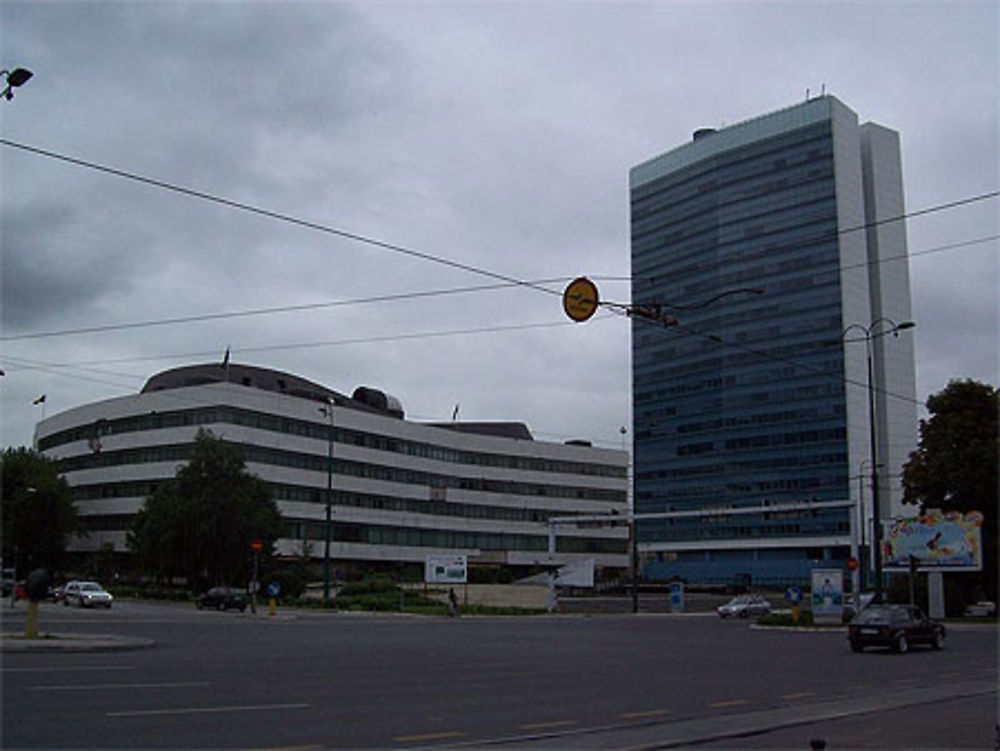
[[0, 138, 564, 299], [1, 135, 995, 325], [2, 224, 989, 407], [623, 233, 999, 291], [1, 232, 994, 343], [2, 137, 994, 429], [1, 314, 618, 379], [2, 315, 629, 446], [0, 279, 576, 342], [631, 312, 923, 408]]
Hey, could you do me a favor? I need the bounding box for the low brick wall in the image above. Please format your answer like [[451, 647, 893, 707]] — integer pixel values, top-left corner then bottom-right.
[[421, 583, 550, 610]]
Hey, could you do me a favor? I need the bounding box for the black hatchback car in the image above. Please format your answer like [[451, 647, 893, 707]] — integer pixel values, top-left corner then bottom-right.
[[195, 586, 248, 612], [848, 604, 945, 653]]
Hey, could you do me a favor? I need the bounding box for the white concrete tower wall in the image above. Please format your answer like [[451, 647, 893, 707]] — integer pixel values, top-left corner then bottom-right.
[[859, 123, 919, 519], [830, 98, 875, 518]]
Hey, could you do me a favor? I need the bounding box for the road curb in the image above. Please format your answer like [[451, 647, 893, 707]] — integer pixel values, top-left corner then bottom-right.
[[1, 632, 155, 653]]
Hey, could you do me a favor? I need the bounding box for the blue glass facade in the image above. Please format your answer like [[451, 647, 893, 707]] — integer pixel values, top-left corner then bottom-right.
[[630, 101, 869, 584]]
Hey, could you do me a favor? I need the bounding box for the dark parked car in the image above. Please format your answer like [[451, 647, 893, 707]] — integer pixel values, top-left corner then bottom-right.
[[848, 604, 945, 653], [2, 568, 14, 597], [195, 586, 247, 612]]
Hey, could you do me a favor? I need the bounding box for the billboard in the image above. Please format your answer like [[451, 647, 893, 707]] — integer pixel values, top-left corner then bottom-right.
[[884, 510, 983, 572], [811, 568, 844, 625], [554, 558, 595, 588], [424, 554, 468, 584]]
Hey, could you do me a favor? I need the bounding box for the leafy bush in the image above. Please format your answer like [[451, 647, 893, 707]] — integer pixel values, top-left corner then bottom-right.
[[262, 569, 306, 600], [337, 577, 398, 597], [336, 585, 437, 612], [108, 585, 191, 602], [758, 611, 814, 627]]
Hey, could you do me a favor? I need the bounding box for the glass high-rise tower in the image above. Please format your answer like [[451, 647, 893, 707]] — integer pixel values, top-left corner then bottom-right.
[[630, 96, 917, 584]]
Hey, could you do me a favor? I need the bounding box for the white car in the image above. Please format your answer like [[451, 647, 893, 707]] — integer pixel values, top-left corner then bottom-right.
[[717, 593, 771, 619], [964, 601, 996, 617], [63, 581, 114, 608]]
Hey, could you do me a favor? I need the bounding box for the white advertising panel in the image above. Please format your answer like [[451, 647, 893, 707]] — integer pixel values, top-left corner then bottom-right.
[[424, 554, 467, 584], [811, 568, 843, 625], [554, 558, 595, 588]]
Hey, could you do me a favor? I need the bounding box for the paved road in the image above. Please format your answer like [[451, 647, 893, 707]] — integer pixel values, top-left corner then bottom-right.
[[2, 601, 996, 749]]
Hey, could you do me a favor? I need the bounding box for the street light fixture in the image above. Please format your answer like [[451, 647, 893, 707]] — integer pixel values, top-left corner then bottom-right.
[[838, 318, 915, 604], [1, 67, 33, 101], [319, 398, 335, 604]]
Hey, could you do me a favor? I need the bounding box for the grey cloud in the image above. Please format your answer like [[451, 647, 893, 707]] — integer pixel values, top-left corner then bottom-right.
[[1, 1, 996, 452], [0, 200, 143, 331]]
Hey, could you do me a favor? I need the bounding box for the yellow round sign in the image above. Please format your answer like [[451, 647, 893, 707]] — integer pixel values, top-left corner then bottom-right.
[[563, 277, 600, 322]]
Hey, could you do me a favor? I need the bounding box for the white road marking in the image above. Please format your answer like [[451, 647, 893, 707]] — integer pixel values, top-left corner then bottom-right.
[[391, 730, 466, 742], [518, 720, 577, 730], [29, 681, 208, 691], [620, 708, 674, 719], [2, 665, 136, 673], [108, 702, 311, 718]]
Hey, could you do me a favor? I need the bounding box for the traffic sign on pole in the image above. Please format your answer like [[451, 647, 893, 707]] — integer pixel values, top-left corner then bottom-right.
[[562, 277, 599, 322]]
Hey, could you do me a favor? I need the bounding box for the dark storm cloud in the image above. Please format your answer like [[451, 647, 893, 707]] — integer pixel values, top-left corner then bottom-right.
[[5, 2, 408, 203], [0, 200, 142, 331]]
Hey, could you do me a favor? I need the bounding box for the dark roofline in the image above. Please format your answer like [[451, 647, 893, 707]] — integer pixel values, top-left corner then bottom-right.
[[427, 422, 534, 441], [140, 363, 396, 418]]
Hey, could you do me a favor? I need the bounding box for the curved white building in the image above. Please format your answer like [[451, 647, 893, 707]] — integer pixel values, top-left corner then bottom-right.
[[35, 364, 629, 576]]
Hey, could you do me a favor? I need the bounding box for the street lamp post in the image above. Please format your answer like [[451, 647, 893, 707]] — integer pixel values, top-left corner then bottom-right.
[[1, 67, 33, 101], [319, 398, 335, 604], [840, 318, 914, 604], [856, 459, 871, 593]]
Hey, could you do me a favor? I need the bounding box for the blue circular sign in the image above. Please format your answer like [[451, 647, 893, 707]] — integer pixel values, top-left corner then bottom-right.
[[267, 581, 281, 598], [784, 586, 803, 605]]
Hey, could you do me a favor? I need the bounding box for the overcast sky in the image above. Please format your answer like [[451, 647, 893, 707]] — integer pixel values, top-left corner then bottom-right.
[[1, 1, 997, 454]]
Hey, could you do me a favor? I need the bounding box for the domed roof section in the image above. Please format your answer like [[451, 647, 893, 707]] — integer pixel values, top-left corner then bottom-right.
[[141, 363, 344, 403]]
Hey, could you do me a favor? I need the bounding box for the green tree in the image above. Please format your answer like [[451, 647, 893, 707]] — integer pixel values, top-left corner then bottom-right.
[[901, 379, 998, 604], [1, 447, 79, 574], [127, 429, 282, 589]]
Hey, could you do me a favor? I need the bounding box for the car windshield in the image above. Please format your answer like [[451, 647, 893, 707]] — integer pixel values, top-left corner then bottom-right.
[[80, 583, 103, 592], [855, 606, 896, 624]]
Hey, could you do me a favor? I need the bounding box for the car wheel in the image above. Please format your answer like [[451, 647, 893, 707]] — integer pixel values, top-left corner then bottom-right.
[[738, 610, 748, 618], [932, 630, 944, 650], [217, 601, 227, 612], [850, 639, 864, 653], [196, 601, 204, 610], [894, 634, 909, 654]]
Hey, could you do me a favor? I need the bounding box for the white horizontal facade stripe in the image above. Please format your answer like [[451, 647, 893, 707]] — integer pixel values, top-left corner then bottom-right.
[[640, 535, 851, 553], [39, 377, 629, 569]]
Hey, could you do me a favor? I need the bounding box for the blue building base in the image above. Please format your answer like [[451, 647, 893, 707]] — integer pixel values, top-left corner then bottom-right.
[[643, 547, 850, 589]]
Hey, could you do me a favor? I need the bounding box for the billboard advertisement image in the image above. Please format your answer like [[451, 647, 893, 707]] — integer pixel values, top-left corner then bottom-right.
[[884, 510, 983, 571], [811, 568, 844, 625], [424, 554, 468, 584]]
